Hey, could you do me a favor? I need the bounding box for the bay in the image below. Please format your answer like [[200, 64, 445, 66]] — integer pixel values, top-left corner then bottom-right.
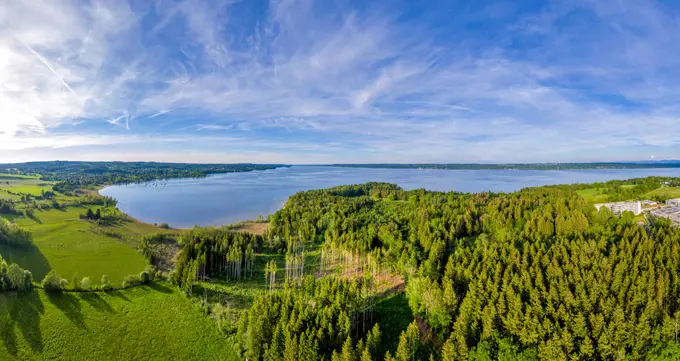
[[99, 166, 680, 228]]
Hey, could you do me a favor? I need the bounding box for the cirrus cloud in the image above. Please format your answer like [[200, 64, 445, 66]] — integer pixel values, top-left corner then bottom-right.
[[1, 0, 680, 163]]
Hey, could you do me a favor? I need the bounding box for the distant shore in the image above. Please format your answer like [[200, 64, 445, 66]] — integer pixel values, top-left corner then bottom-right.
[[330, 162, 680, 171]]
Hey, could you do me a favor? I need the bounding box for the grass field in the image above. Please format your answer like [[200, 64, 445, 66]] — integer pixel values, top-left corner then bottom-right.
[[0, 178, 54, 198], [644, 187, 680, 200], [575, 188, 610, 203], [1, 207, 153, 284], [0, 174, 39, 180], [0, 285, 239, 361], [577, 186, 680, 204]]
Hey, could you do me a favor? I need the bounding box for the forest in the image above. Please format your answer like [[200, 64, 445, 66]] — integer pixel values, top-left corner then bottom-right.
[[5, 173, 680, 360], [0, 161, 286, 192], [250, 180, 680, 360]]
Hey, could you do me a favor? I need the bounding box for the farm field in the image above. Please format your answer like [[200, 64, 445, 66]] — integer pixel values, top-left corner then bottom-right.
[[0, 285, 238, 361]]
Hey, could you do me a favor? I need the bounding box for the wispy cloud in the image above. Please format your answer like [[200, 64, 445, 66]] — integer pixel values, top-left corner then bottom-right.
[[1, 0, 680, 162]]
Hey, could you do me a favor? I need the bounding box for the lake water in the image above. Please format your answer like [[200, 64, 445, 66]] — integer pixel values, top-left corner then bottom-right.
[[100, 166, 680, 228]]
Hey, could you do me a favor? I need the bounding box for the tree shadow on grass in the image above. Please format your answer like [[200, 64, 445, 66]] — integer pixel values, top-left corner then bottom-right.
[[107, 290, 131, 303], [0, 244, 51, 281], [146, 282, 173, 294], [46, 292, 87, 330], [0, 296, 18, 356], [79, 292, 114, 313], [27, 213, 42, 224], [12, 291, 44, 352], [1, 290, 45, 354]]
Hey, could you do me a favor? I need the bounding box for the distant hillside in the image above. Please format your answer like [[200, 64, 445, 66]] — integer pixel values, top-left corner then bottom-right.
[[332, 161, 680, 170], [0, 161, 288, 190]]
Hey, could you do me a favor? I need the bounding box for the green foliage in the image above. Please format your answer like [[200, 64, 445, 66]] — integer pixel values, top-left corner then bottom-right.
[[173, 228, 263, 291], [122, 274, 142, 288], [0, 220, 33, 248], [394, 322, 422, 361], [100, 275, 110, 290], [237, 277, 379, 361], [0, 199, 18, 214], [267, 180, 680, 360], [81, 277, 92, 290], [41, 270, 66, 292], [0, 255, 33, 292], [0, 161, 285, 192]]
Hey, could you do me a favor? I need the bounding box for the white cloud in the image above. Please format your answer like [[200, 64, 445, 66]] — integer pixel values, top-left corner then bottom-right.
[[0, 0, 141, 135], [2, 0, 680, 162]]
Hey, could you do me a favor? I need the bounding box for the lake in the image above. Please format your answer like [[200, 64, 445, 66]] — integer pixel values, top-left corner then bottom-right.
[[100, 166, 680, 228]]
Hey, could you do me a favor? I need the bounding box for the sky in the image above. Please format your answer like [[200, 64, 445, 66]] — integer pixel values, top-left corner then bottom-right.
[[1, 0, 680, 164]]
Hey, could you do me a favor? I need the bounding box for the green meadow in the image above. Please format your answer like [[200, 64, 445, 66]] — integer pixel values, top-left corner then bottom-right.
[[0, 174, 39, 180], [575, 188, 610, 203], [644, 186, 680, 200], [1, 207, 152, 283], [0, 177, 54, 198], [577, 186, 680, 204], [1, 176, 159, 284], [0, 172, 241, 360], [0, 285, 238, 361]]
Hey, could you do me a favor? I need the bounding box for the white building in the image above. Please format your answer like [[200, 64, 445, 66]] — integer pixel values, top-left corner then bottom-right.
[[667, 198, 680, 207], [594, 201, 642, 215]]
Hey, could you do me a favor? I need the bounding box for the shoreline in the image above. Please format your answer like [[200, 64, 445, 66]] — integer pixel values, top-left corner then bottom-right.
[[96, 185, 269, 234]]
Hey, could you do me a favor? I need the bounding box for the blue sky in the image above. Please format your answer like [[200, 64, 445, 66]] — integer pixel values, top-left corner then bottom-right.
[[1, 0, 679, 164]]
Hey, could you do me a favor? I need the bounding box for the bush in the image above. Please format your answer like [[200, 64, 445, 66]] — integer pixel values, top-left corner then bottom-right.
[[144, 265, 157, 281], [0, 255, 33, 292], [6, 264, 26, 291], [23, 270, 34, 290], [0, 220, 33, 248], [72, 274, 81, 291], [81, 277, 92, 290], [139, 271, 150, 284], [123, 274, 142, 288], [100, 275, 110, 290], [42, 270, 65, 292], [159, 223, 171, 229]]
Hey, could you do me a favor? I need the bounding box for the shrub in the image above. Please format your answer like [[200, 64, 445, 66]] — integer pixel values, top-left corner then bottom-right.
[[0, 220, 33, 248], [42, 270, 65, 292], [72, 274, 81, 291], [81, 277, 92, 290], [159, 222, 171, 229], [0, 256, 33, 292], [100, 275, 110, 290], [123, 274, 142, 288], [23, 270, 33, 290], [7, 263, 27, 291], [144, 265, 157, 281], [139, 271, 150, 284]]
